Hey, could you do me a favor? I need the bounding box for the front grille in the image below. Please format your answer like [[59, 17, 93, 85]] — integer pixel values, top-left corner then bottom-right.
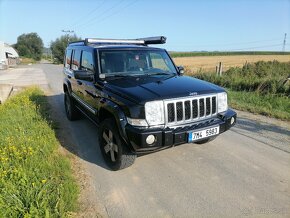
[[165, 95, 217, 125]]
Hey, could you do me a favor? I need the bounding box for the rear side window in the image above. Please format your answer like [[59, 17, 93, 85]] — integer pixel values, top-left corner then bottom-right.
[[72, 49, 81, 70], [81, 51, 94, 72], [65, 49, 72, 68]]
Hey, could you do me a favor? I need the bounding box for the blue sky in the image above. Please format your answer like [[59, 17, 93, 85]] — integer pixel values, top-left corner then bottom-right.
[[0, 0, 289, 51]]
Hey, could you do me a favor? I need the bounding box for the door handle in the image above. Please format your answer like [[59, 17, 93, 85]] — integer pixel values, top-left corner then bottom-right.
[[77, 80, 82, 85], [86, 90, 98, 98]]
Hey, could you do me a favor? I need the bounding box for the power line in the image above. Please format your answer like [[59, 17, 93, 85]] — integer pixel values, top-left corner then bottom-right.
[[74, 0, 126, 30], [170, 38, 282, 48], [76, 0, 139, 32], [70, 0, 106, 29], [228, 43, 285, 51], [88, 0, 139, 26]]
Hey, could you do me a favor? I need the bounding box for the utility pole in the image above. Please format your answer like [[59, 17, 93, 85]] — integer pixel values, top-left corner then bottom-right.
[[282, 33, 287, 52], [61, 30, 75, 44]]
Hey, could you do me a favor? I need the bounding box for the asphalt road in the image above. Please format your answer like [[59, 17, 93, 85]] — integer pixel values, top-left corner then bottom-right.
[[21, 64, 290, 217]]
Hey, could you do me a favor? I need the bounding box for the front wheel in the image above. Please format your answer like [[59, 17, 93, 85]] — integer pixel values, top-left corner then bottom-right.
[[99, 118, 136, 170]]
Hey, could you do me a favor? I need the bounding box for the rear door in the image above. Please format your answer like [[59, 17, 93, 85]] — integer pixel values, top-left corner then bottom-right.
[[77, 49, 99, 118], [70, 49, 82, 100]]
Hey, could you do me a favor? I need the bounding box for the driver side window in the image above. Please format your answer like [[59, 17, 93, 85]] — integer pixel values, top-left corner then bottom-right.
[[81, 51, 94, 72]]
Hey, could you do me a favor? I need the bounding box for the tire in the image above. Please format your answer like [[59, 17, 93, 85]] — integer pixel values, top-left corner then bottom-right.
[[64, 91, 80, 121], [195, 136, 217, 144], [99, 118, 136, 170]]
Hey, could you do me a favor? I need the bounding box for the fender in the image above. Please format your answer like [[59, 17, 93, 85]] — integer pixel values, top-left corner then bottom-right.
[[99, 99, 134, 152]]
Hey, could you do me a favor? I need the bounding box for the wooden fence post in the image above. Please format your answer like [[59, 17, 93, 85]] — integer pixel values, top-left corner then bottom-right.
[[218, 62, 223, 76]]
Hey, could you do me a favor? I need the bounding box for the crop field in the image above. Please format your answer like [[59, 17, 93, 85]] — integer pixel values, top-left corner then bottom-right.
[[172, 55, 290, 73]]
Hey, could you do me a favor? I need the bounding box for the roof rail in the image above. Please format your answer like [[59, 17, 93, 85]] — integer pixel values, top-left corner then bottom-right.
[[85, 38, 145, 45], [69, 36, 167, 46]]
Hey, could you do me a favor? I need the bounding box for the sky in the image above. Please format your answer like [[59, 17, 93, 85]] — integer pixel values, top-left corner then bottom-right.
[[0, 0, 289, 51]]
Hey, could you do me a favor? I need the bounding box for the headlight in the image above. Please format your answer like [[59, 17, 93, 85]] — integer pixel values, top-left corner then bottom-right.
[[127, 118, 148, 127], [145, 100, 165, 126], [217, 92, 228, 113]]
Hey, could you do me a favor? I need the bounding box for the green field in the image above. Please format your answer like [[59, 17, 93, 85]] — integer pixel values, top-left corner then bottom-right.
[[0, 88, 78, 217], [193, 61, 290, 120]]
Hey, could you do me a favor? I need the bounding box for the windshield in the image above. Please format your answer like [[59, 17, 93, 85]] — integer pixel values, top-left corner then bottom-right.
[[99, 50, 177, 76]]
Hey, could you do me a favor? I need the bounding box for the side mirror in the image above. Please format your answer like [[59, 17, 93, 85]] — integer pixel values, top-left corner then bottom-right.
[[177, 66, 184, 75], [74, 70, 94, 81]]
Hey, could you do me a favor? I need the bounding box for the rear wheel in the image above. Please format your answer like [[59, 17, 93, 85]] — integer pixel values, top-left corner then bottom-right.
[[64, 91, 80, 121], [99, 118, 136, 170]]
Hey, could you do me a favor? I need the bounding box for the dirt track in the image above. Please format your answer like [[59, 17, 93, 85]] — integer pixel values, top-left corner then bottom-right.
[[173, 55, 290, 73]]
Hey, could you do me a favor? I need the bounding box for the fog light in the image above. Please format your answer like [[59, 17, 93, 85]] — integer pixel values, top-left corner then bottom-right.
[[146, 135, 155, 145], [230, 117, 235, 125]]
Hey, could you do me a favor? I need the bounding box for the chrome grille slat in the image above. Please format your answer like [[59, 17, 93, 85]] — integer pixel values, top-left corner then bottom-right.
[[164, 94, 218, 126]]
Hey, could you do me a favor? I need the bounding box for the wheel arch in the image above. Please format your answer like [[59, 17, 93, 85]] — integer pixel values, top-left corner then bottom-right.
[[63, 79, 72, 94], [98, 101, 133, 152]]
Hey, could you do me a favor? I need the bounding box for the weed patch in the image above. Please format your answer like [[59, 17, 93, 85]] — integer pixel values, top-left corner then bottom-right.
[[0, 87, 78, 217]]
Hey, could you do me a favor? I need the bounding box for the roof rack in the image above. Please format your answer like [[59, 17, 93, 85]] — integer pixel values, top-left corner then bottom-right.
[[68, 36, 166, 46]]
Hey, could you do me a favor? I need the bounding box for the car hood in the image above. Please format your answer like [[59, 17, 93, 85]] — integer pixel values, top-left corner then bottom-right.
[[104, 75, 224, 104]]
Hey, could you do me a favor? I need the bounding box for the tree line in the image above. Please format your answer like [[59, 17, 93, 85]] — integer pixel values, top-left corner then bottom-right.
[[13, 32, 80, 63]]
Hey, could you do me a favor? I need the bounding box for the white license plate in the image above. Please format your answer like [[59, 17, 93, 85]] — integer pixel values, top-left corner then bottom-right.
[[188, 126, 220, 142]]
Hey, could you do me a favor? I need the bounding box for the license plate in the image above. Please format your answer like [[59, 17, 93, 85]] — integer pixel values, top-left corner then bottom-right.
[[188, 126, 220, 142]]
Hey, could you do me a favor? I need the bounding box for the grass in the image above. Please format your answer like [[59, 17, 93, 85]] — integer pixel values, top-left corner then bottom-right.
[[20, 57, 37, 64], [193, 61, 290, 96], [228, 90, 290, 120], [170, 51, 290, 58], [0, 87, 78, 217], [192, 61, 290, 120]]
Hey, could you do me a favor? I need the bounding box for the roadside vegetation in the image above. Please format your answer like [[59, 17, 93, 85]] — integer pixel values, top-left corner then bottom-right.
[[19, 57, 37, 65], [50, 34, 81, 64], [0, 88, 78, 217], [170, 51, 290, 58], [191, 61, 290, 120]]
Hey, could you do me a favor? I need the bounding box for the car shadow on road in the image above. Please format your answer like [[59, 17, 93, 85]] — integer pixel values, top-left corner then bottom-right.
[[234, 117, 290, 136], [31, 92, 111, 171]]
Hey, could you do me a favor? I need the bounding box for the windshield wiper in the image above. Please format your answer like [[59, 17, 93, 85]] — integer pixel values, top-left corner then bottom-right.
[[145, 72, 173, 76], [106, 74, 135, 78]]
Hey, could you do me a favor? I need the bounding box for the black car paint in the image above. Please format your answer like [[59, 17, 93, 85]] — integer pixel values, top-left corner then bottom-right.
[[63, 43, 237, 153], [103, 75, 224, 104]]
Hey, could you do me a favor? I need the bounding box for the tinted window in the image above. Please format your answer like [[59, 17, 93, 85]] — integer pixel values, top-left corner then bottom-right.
[[150, 53, 173, 71], [100, 50, 177, 76], [65, 49, 72, 68], [72, 49, 81, 70], [81, 51, 94, 72]]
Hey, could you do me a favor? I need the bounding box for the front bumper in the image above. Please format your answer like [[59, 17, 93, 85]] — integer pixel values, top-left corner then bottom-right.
[[125, 109, 237, 154]]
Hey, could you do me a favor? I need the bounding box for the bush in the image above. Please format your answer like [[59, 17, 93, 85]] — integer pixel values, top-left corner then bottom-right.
[[14, 33, 43, 61]]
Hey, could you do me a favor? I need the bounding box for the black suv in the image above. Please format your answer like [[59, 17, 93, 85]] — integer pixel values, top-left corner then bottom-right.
[[63, 36, 237, 170]]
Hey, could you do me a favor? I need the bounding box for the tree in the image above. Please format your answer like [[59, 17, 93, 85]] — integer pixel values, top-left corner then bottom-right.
[[14, 33, 43, 61], [50, 34, 81, 64]]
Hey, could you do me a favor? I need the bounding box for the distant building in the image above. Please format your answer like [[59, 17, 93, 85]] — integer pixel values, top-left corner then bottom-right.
[[0, 41, 19, 70]]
